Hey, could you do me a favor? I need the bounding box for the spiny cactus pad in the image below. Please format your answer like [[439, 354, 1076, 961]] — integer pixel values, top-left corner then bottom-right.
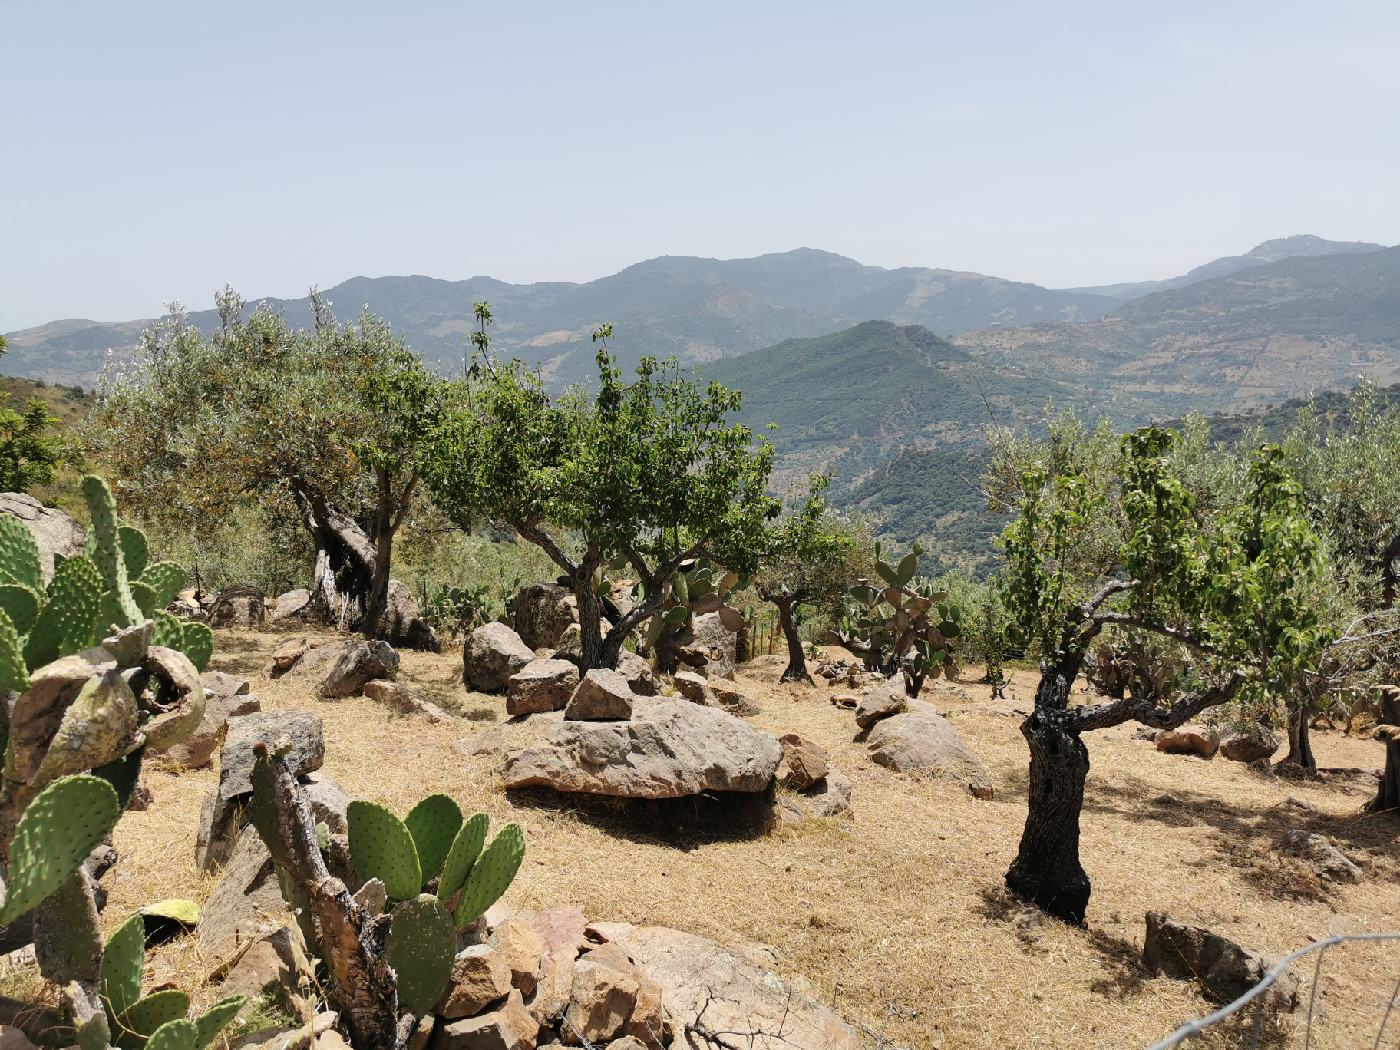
[[437, 811, 488, 905], [101, 913, 147, 1019], [0, 607, 30, 692], [114, 988, 191, 1049], [348, 800, 422, 900], [138, 563, 187, 613], [0, 583, 40, 636], [387, 894, 457, 1015], [180, 622, 214, 672], [82, 475, 143, 630], [118, 526, 149, 581], [142, 1017, 196, 1050], [404, 794, 463, 882], [191, 995, 246, 1049], [0, 774, 121, 925], [25, 555, 104, 668], [453, 822, 524, 928], [0, 513, 43, 593]]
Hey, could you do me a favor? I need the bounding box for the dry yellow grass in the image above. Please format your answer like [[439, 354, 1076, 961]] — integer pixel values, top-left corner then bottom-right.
[[96, 629, 1400, 1049]]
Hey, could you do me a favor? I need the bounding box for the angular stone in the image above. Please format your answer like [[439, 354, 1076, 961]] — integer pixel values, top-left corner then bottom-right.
[[507, 698, 780, 799], [157, 689, 261, 770], [776, 734, 829, 791], [268, 637, 312, 678], [616, 651, 660, 697], [709, 680, 759, 717], [465, 623, 536, 694], [221, 711, 325, 799], [1156, 727, 1219, 759], [564, 670, 635, 722], [563, 957, 638, 1045], [671, 672, 709, 703], [203, 670, 252, 697], [675, 613, 736, 680], [512, 583, 578, 651], [272, 588, 313, 622], [519, 906, 587, 1025], [507, 659, 580, 717], [438, 944, 514, 1020], [491, 914, 543, 998], [1220, 726, 1279, 763], [866, 701, 993, 799], [854, 679, 906, 730], [433, 989, 538, 1050], [300, 771, 351, 834], [1143, 912, 1297, 1011], [209, 589, 266, 629], [320, 640, 400, 698], [779, 769, 854, 825]]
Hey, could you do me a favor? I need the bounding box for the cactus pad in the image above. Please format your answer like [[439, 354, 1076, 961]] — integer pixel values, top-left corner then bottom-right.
[[101, 913, 147, 1019], [113, 988, 191, 1049], [0, 774, 121, 925], [453, 822, 524, 929], [37, 671, 140, 784], [404, 794, 463, 882], [437, 811, 488, 905], [138, 563, 187, 612], [82, 475, 143, 630], [347, 800, 422, 900], [191, 995, 245, 1049], [145, 1019, 197, 1050], [26, 555, 104, 667], [387, 894, 456, 1015], [150, 611, 185, 650], [0, 513, 43, 593], [0, 607, 30, 692], [118, 526, 149, 581], [180, 622, 214, 672], [0, 583, 40, 636]]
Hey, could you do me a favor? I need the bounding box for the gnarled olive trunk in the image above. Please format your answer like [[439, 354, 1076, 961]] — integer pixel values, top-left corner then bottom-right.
[[1368, 689, 1400, 813], [1278, 703, 1317, 773], [1006, 668, 1093, 925], [774, 597, 811, 683]]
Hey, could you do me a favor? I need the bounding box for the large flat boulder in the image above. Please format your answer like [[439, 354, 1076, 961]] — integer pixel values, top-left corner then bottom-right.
[[0, 492, 84, 585], [504, 698, 780, 798], [865, 700, 993, 799], [1144, 912, 1297, 1012], [585, 923, 862, 1050], [465, 622, 536, 694]]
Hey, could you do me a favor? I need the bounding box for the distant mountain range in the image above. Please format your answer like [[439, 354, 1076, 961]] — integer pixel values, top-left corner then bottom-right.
[[6, 234, 1398, 568]]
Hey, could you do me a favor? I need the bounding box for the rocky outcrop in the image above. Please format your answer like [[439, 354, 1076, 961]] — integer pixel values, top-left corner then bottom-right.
[[1219, 725, 1279, 763], [865, 701, 993, 799], [0, 492, 84, 584], [671, 671, 709, 703], [319, 640, 400, 698], [1143, 912, 1297, 1011], [466, 623, 536, 694], [507, 659, 580, 717], [512, 583, 578, 651], [271, 588, 313, 622], [1276, 830, 1362, 882], [505, 698, 781, 799]]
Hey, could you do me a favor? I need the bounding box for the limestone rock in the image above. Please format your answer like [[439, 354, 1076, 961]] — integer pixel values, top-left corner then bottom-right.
[[585, 923, 861, 1050], [1156, 726, 1219, 759], [466, 623, 536, 694], [1276, 830, 1362, 882], [854, 679, 906, 730], [616, 651, 660, 697], [506, 698, 781, 799], [512, 583, 578, 651], [776, 734, 829, 791], [507, 659, 580, 717], [208, 588, 267, 629], [380, 579, 443, 652], [671, 672, 709, 703], [438, 944, 514, 1020], [268, 637, 312, 678], [272, 588, 313, 622], [434, 989, 539, 1050], [319, 640, 400, 698], [364, 679, 451, 721], [1220, 725, 1279, 763], [564, 670, 635, 722], [865, 701, 993, 799], [491, 914, 543, 998], [1143, 911, 1297, 1011], [518, 906, 587, 1025], [0, 492, 84, 585], [563, 956, 638, 1045]]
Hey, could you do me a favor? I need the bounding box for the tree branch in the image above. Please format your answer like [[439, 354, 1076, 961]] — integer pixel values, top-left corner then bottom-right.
[[1071, 671, 1245, 733]]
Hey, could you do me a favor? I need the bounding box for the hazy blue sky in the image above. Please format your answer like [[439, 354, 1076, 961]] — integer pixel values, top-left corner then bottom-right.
[[3, 0, 1398, 330]]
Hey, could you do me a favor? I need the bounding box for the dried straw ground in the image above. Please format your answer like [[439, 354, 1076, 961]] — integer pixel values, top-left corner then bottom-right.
[[97, 629, 1400, 1049]]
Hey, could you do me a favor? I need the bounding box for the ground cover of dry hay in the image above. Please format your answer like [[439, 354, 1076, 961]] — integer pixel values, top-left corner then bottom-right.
[[95, 630, 1400, 1049]]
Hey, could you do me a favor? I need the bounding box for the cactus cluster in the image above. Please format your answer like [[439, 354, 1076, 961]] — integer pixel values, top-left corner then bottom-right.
[[0, 475, 209, 1050], [827, 543, 962, 697], [100, 912, 244, 1049], [249, 745, 526, 1038], [641, 559, 744, 668]]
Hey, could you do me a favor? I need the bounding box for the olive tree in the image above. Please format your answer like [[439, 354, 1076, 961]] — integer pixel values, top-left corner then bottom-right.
[[422, 317, 779, 671], [754, 480, 871, 683], [999, 429, 1326, 923], [89, 289, 442, 646]]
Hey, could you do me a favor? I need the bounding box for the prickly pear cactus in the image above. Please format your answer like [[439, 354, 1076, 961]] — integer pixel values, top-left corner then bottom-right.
[[437, 811, 488, 905], [387, 894, 457, 1014], [453, 822, 525, 928], [404, 794, 463, 883], [348, 800, 423, 901], [642, 558, 743, 667]]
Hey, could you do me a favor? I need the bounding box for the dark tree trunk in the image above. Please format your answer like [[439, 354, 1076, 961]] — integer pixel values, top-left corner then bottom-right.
[[1367, 688, 1400, 813], [575, 563, 606, 671], [1005, 670, 1093, 925], [654, 622, 683, 676], [1278, 703, 1318, 773], [362, 472, 395, 643], [775, 598, 811, 683]]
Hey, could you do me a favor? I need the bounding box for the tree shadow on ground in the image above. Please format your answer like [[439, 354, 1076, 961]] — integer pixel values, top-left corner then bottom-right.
[[505, 785, 777, 848]]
